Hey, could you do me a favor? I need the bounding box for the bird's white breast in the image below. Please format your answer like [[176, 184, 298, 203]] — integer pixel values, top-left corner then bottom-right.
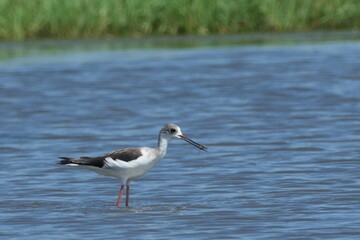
[[101, 147, 163, 182]]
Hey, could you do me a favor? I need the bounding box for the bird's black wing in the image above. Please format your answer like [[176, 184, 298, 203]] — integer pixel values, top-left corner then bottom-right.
[[58, 148, 143, 168], [107, 148, 143, 162]]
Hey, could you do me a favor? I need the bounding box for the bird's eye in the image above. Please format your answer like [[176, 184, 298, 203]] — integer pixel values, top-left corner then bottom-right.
[[170, 128, 176, 133]]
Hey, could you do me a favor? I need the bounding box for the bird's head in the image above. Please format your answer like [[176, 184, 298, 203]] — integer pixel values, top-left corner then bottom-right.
[[160, 123, 207, 151]]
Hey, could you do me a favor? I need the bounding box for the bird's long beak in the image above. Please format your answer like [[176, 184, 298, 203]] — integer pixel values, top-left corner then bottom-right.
[[178, 135, 207, 151]]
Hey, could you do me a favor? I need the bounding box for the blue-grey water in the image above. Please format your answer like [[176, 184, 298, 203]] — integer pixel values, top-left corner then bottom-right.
[[1, 34, 360, 239]]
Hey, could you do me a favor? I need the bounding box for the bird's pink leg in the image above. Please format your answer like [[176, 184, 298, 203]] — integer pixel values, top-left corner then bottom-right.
[[115, 185, 124, 207], [125, 185, 130, 207]]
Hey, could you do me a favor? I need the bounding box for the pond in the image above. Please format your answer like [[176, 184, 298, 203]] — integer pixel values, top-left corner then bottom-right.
[[1, 32, 360, 239]]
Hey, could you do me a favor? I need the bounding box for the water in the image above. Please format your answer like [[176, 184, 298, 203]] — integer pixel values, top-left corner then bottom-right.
[[1, 34, 360, 239]]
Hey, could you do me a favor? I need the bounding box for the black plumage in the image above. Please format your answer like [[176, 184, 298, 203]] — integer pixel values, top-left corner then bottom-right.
[[58, 148, 142, 168]]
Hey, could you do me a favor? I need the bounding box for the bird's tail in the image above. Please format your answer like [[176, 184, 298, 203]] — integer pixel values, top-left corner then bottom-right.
[[58, 157, 75, 165]]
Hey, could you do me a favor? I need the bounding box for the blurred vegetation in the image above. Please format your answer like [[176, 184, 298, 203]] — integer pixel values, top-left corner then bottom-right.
[[0, 0, 359, 40]]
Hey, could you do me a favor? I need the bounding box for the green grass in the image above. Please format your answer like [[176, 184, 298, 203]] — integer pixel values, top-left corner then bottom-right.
[[0, 0, 359, 40]]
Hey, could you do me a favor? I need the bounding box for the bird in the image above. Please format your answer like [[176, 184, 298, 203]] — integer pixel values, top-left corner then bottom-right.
[[58, 123, 207, 207]]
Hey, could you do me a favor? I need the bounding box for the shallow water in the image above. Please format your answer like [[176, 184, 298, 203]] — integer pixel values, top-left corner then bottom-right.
[[1, 34, 360, 239]]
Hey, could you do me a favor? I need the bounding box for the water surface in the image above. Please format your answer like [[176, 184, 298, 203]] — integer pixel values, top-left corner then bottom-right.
[[1, 34, 360, 239]]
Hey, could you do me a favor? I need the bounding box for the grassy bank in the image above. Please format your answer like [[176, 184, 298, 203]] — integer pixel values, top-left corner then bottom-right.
[[0, 0, 359, 40]]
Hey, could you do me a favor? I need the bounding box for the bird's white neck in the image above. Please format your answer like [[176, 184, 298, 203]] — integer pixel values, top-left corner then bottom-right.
[[156, 134, 170, 158]]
